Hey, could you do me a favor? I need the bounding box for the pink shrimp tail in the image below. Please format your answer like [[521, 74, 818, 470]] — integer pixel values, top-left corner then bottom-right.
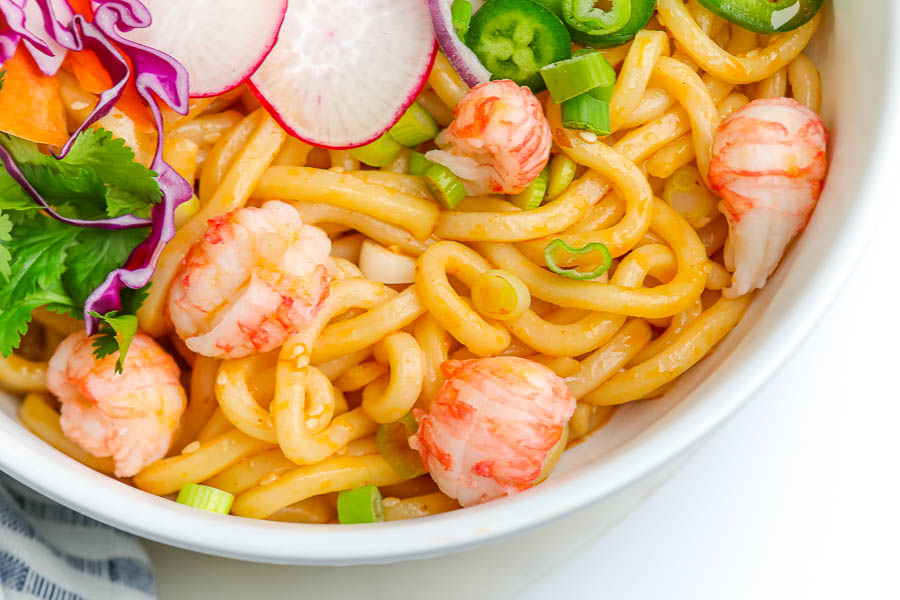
[[426, 80, 552, 196], [412, 357, 576, 507], [708, 97, 828, 297], [166, 201, 334, 358], [47, 331, 186, 478]]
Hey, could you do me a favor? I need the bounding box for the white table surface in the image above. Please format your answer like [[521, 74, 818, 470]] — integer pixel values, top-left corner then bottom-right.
[[145, 204, 900, 600]]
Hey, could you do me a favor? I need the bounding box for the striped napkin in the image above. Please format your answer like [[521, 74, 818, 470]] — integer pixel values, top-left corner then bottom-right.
[[0, 473, 157, 600]]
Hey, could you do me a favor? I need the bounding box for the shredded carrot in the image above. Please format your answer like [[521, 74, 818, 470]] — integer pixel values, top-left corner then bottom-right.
[[0, 46, 68, 146], [114, 57, 156, 133], [68, 0, 92, 15], [63, 0, 109, 93], [62, 0, 156, 133], [64, 50, 110, 94]]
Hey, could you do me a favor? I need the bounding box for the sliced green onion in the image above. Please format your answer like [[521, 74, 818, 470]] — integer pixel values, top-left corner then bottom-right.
[[561, 94, 611, 136], [509, 167, 550, 210], [408, 151, 435, 177], [663, 165, 717, 228], [544, 238, 612, 280], [588, 83, 615, 104], [176, 483, 234, 515], [451, 0, 473, 39], [539, 51, 616, 103], [424, 163, 467, 209], [347, 132, 403, 167], [376, 412, 426, 479], [471, 269, 531, 321], [337, 485, 385, 524], [389, 102, 440, 147], [570, 49, 616, 102], [547, 154, 577, 200]]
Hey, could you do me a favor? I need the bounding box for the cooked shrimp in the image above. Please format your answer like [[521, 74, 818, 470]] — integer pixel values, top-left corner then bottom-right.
[[410, 357, 576, 507], [426, 79, 552, 196], [708, 97, 828, 297], [46, 331, 186, 478], [167, 200, 334, 358]]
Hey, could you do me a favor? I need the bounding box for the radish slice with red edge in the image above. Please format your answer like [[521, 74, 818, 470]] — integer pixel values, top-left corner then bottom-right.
[[427, 0, 491, 88], [250, 0, 438, 149], [119, 0, 287, 97]]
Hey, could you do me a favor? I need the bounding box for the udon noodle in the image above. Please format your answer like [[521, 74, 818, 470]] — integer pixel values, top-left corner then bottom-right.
[[2, 0, 825, 524]]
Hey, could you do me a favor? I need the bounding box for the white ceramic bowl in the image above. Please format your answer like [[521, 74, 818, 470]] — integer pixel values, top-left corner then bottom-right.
[[1, 0, 896, 566]]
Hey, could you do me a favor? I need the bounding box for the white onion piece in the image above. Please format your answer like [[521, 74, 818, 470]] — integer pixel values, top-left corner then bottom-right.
[[427, 0, 491, 88], [331, 233, 366, 263], [359, 240, 417, 285]]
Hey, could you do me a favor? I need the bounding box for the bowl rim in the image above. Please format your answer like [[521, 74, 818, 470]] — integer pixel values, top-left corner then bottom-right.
[[2, 3, 898, 566]]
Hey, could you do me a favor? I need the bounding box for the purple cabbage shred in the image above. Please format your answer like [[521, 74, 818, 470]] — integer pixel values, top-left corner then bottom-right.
[[0, 0, 192, 334]]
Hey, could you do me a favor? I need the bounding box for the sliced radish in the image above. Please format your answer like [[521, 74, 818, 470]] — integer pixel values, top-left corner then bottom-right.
[[119, 0, 287, 97], [250, 0, 437, 149]]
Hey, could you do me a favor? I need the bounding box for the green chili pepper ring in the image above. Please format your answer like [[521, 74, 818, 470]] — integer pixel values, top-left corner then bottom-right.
[[568, 0, 656, 48], [696, 0, 823, 34], [465, 0, 572, 92], [562, 0, 632, 37], [544, 239, 613, 280]]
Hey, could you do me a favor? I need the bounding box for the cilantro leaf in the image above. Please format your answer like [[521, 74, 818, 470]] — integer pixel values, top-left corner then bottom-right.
[[120, 283, 151, 316], [89, 310, 138, 373], [0, 128, 161, 220], [18, 162, 109, 219], [61, 227, 146, 308], [0, 132, 45, 163], [0, 217, 80, 354], [0, 167, 38, 213], [0, 128, 161, 358], [62, 128, 161, 216], [0, 280, 76, 357], [0, 211, 10, 279], [0, 154, 41, 226], [0, 217, 79, 306], [104, 185, 153, 219], [88, 285, 149, 371]]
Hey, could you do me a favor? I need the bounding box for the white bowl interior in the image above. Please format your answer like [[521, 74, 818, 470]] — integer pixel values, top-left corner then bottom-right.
[[1, 0, 896, 565]]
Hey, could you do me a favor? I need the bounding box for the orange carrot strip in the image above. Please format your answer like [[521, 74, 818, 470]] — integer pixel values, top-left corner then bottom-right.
[[0, 47, 68, 146], [116, 74, 156, 133], [64, 50, 111, 94], [68, 0, 93, 15], [64, 0, 156, 133], [63, 50, 155, 134], [63, 0, 109, 93]]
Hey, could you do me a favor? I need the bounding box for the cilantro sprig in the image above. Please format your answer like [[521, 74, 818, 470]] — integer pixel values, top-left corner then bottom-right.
[[0, 127, 162, 371], [89, 284, 149, 373]]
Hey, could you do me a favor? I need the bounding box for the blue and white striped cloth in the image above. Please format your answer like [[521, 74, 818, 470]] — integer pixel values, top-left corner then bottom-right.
[[0, 473, 157, 600]]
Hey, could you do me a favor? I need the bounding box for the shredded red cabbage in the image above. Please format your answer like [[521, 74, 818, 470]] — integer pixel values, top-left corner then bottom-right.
[[0, 0, 192, 333], [427, 0, 491, 88], [0, 0, 53, 58], [24, 0, 72, 75]]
